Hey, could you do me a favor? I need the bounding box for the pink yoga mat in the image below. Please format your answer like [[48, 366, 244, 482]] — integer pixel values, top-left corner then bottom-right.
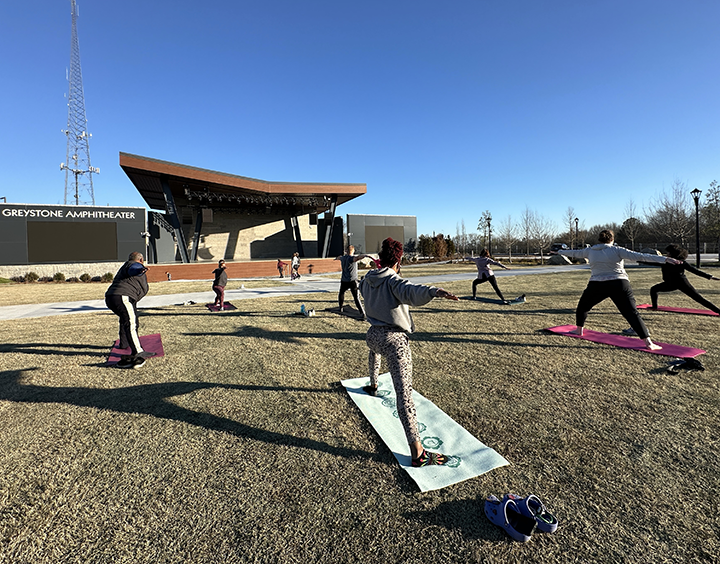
[[546, 325, 705, 358], [107, 333, 165, 365], [206, 303, 237, 311], [637, 304, 719, 317]]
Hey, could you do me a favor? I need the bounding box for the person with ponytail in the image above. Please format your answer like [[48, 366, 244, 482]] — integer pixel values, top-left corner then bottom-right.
[[359, 237, 459, 467]]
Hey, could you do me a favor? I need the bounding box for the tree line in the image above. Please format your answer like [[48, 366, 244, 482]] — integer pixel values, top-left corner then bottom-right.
[[415, 179, 720, 261]]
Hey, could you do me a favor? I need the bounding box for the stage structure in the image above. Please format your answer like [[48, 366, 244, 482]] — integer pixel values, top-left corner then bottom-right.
[[120, 153, 366, 263], [346, 214, 417, 255]]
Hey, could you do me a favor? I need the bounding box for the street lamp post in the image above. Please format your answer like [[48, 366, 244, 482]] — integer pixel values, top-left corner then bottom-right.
[[486, 214, 492, 254], [691, 188, 702, 267], [574, 218, 579, 249]]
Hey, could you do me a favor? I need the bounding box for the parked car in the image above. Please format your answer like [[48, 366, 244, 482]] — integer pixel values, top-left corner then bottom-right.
[[549, 243, 568, 254]]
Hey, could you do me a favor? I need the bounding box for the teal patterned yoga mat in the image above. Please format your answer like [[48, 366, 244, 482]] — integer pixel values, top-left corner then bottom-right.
[[342, 373, 509, 492]]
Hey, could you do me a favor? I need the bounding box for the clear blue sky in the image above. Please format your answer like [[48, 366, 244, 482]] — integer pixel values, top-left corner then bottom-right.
[[1, 0, 718, 238]]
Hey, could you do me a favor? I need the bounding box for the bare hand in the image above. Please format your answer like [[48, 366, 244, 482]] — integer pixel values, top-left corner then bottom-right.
[[436, 288, 459, 301]]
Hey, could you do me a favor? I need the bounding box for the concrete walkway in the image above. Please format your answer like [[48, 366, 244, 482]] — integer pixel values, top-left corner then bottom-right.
[[0, 264, 589, 321]]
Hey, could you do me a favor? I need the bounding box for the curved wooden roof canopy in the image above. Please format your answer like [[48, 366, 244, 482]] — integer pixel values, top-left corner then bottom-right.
[[119, 152, 366, 215]]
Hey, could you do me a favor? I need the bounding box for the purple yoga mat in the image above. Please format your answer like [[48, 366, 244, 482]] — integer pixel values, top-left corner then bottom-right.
[[637, 304, 719, 317], [107, 333, 165, 365], [206, 303, 237, 311], [546, 325, 705, 358]]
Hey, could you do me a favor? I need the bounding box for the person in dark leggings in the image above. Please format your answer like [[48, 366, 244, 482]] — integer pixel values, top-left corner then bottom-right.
[[334, 245, 372, 316], [560, 230, 680, 350], [359, 238, 458, 467], [650, 244, 720, 313], [466, 249, 511, 303], [211, 259, 228, 309]]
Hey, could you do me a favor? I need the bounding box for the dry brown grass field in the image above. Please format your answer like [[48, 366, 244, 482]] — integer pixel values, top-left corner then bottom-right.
[[0, 266, 718, 563]]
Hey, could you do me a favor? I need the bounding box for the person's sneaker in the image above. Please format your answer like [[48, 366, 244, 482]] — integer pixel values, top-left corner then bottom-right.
[[137, 351, 157, 359], [622, 328, 638, 336], [116, 357, 134, 369], [131, 357, 146, 369]]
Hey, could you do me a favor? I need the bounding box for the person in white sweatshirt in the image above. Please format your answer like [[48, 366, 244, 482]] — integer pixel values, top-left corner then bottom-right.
[[359, 237, 458, 467], [559, 229, 680, 350]]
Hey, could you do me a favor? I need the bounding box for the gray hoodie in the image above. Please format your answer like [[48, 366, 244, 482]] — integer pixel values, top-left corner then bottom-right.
[[359, 267, 438, 333]]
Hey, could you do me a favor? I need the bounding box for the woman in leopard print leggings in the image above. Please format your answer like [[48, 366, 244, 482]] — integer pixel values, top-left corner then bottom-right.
[[359, 238, 458, 467]]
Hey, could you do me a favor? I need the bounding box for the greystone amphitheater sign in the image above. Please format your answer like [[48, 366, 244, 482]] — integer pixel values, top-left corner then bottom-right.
[[0, 203, 146, 265]]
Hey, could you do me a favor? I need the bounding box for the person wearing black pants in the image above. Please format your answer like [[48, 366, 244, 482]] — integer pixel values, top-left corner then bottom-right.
[[105, 251, 152, 368], [335, 245, 372, 317], [466, 249, 511, 303], [650, 244, 720, 313], [560, 230, 680, 350], [211, 259, 228, 309]]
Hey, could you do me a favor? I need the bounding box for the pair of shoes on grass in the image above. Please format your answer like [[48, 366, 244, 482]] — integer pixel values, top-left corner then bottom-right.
[[484, 493, 558, 542]]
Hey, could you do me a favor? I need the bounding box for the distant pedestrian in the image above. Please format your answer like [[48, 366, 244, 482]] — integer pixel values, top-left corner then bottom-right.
[[212, 259, 228, 309], [291, 252, 301, 280], [105, 251, 154, 368], [277, 258, 288, 278]]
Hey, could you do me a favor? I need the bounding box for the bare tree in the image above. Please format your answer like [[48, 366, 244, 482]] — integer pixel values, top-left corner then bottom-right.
[[497, 215, 518, 262], [529, 212, 557, 264], [478, 211, 492, 249], [621, 200, 643, 250], [564, 207, 576, 248], [702, 180, 720, 260], [644, 178, 694, 246], [520, 206, 535, 256]]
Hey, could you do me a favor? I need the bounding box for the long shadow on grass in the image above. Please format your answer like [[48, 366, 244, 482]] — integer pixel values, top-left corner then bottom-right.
[[185, 326, 367, 342], [0, 342, 109, 356], [0, 369, 383, 463]]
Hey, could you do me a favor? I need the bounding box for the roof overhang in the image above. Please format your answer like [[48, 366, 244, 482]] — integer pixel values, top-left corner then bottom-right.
[[119, 152, 366, 215]]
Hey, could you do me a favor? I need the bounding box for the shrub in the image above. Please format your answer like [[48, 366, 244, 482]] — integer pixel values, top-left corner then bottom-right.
[[80, 273, 92, 283], [53, 272, 66, 282], [10, 276, 25, 283], [25, 271, 39, 283], [67, 277, 80, 283], [101, 272, 114, 283]]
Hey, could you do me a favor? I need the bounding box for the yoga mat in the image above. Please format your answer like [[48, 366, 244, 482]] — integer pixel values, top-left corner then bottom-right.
[[342, 373, 509, 492], [545, 325, 705, 358], [107, 333, 165, 365], [206, 303, 237, 311], [325, 306, 365, 321], [637, 304, 719, 317]]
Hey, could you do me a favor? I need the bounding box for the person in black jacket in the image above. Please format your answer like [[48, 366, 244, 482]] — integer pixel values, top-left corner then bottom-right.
[[211, 259, 228, 309], [650, 244, 720, 313], [105, 251, 152, 368]]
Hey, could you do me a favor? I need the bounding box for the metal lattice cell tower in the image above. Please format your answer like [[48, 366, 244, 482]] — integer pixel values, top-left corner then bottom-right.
[[61, 0, 98, 205]]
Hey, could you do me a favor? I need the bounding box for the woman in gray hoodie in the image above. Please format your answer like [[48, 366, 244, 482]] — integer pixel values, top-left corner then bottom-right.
[[359, 238, 458, 467]]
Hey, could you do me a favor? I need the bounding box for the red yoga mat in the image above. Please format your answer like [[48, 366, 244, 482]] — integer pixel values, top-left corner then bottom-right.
[[637, 304, 719, 317], [546, 325, 705, 358], [206, 303, 237, 311], [107, 333, 165, 365]]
